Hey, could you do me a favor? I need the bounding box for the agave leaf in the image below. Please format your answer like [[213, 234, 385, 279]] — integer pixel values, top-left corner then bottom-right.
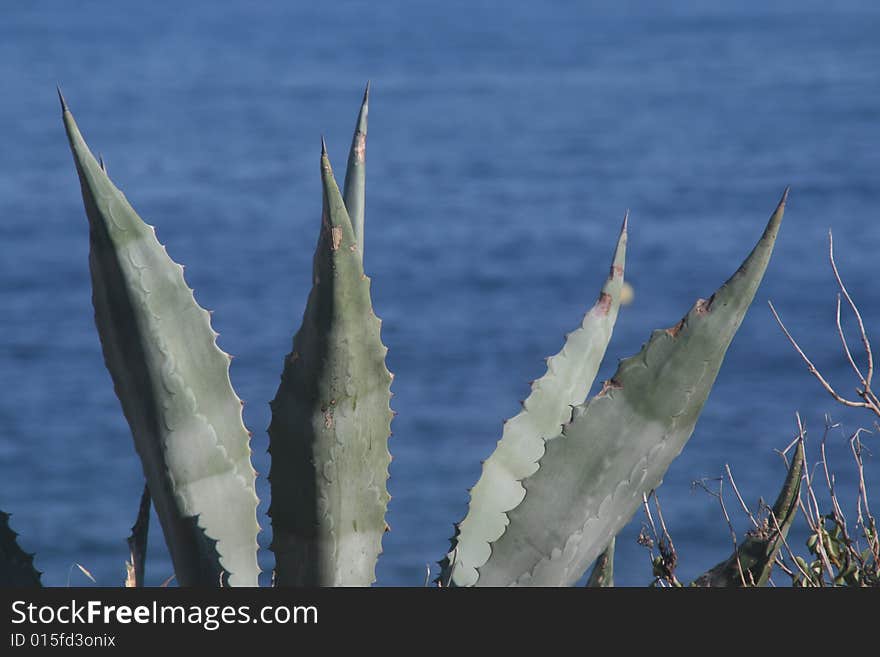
[[342, 82, 369, 256], [692, 441, 804, 587], [124, 484, 151, 587], [586, 537, 615, 587], [0, 511, 42, 587], [441, 216, 628, 586], [60, 93, 260, 587], [268, 140, 393, 586], [474, 191, 787, 586]]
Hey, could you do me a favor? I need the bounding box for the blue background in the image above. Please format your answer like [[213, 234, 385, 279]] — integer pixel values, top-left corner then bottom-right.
[[1, 1, 878, 586]]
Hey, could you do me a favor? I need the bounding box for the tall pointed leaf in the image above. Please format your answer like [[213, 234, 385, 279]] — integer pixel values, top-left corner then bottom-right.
[[474, 190, 787, 586], [342, 82, 369, 256], [268, 141, 393, 586], [60, 94, 260, 587], [441, 217, 628, 586]]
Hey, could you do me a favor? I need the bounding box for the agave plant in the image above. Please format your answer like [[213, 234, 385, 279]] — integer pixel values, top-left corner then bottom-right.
[[1, 86, 793, 587], [439, 188, 787, 586]]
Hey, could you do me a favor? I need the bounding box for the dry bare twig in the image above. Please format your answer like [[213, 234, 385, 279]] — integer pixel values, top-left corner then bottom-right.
[[768, 231, 878, 417], [692, 477, 749, 586]]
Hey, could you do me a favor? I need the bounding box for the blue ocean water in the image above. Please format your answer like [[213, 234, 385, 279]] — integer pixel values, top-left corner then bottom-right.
[[1, 1, 878, 587]]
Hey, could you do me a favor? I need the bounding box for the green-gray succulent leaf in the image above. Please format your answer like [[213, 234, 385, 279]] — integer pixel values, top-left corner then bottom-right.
[[61, 95, 260, 587], [474, 191, 787, 586], [441, 216, 628, 586], [342, 82, 369, 257], [268, 142, 393, 586]]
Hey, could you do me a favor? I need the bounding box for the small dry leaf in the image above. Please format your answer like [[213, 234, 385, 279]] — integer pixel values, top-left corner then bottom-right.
[[75, 563, 96, 583]]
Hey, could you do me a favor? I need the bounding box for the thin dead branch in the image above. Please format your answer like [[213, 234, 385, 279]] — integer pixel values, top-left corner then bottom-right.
[[768, 233, 878, 417]]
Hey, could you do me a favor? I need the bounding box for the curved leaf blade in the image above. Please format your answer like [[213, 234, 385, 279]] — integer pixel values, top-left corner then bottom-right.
[[60, 95, 260, 587], [692, 441, 804, 587], [476, 191, 787, 586], [441, 217, 628, 586], [268, 142, 393, 586]]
